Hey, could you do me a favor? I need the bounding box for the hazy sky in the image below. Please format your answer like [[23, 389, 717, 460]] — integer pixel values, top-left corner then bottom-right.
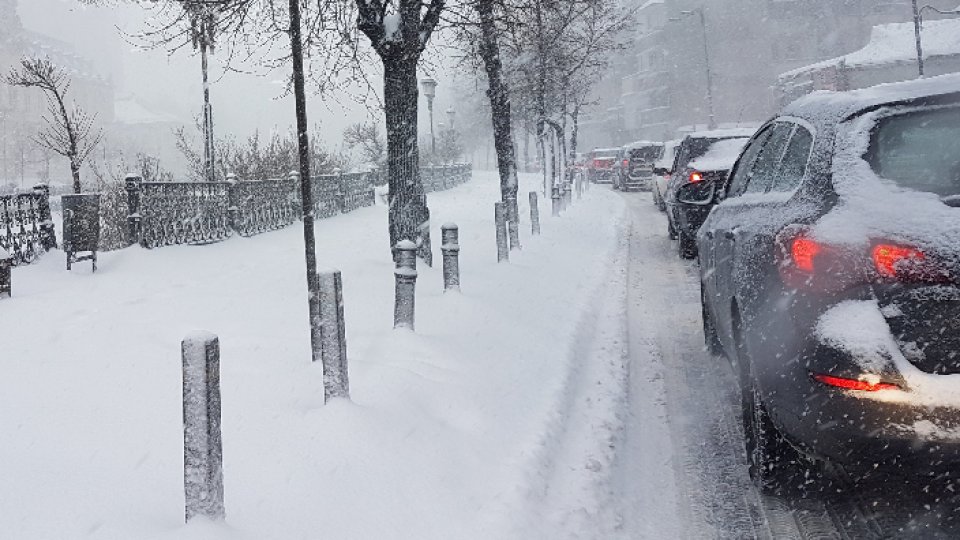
[[17, 0, 461, 148]]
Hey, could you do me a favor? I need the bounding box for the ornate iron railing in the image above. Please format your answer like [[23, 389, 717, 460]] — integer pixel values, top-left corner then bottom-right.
[[136, 181, 231, 248], [0, 185, 56, 266], [228, 178, 298, 237], [125, 164, 470, 249]]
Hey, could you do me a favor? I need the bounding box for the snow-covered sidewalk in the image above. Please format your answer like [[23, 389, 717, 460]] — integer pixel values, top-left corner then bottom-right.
[[1, 172, 628, 539]]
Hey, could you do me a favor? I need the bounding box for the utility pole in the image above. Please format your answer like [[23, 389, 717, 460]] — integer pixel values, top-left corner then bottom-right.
[[912, 0, 924, 77], [674, 9, 716, 130]]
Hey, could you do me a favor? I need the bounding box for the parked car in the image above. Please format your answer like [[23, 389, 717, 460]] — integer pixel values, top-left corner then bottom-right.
[[663, 129, 754, 258], [614, 141, 663, 191], [653, 139, 682, 211], [587, 148, 619, 184], [697, 73, 960, 493]]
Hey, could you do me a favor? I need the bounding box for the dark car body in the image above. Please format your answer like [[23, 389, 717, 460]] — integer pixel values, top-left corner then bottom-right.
[[588, 148, 619, 184], [614, 141, 663, 191], [697, 74, 960, 483], [664, 129, 754, 258]]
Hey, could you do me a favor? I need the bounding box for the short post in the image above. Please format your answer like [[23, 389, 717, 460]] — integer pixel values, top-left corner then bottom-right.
[[225, 173, 239, 231], [551, 184, 561, 217], [125, 175, 142, 246], [564, 181, 573, 207], [318, 270, 350, 400], [181, 332, 225, 523], [495, 202, 509, 263], [506, 195, 521, 251], [441, 223, 460, 291], [529, 191, 541, 235], [33, 183, 56, 250], [394, 240, 418, 330], [0, 248, 11, 298], [334, 168, 346, 214]]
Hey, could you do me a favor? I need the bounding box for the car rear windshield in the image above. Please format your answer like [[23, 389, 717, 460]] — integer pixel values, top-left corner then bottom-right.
[[593, 149, 619, 158], [867, 106, 960, 197], [629, 146, 663, 162], [674, 137, 725, 171]]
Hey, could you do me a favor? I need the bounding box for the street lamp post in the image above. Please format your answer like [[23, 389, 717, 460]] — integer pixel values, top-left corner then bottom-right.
[[420, 78, 438, 154], [675, 9, 716, 130], [914, 3, 960, 78]]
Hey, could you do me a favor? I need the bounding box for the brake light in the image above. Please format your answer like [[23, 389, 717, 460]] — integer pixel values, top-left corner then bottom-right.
[[622, 159, 629, 168], [812, 373, 900, 392], [872, 244, 925, 278], [689, 171, 703, 183], [593, 159, 602, 168], [791, 237, 821, 273]]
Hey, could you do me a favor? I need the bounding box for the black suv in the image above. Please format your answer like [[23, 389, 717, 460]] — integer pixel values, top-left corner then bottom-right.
[[697, 74, 960, 492], [663, 129, 754, 259]]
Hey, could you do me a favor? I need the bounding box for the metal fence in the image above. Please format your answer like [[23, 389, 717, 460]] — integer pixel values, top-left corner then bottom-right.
[[126, 164, 471, 249], [1, 185, 56, 266]]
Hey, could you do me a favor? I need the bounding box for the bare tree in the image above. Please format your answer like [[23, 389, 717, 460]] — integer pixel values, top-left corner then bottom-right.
[[5, 58, 103, 194], [343, 122, 386, 167], [356, 0, 445, 264]]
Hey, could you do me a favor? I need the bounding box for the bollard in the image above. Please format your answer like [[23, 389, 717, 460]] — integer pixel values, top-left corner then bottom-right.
[[551, 185, 561, 217], [181, 332, 225, 523], [318, 270, 350, 400], [529, 191, 541, 236], [125, 175, 142, 246], [506, 195, 521, 251], [441, 223, 461, 291], [494, 202, 509, 263], [564, 181, 573, 207], [394, 240, 418, 330]]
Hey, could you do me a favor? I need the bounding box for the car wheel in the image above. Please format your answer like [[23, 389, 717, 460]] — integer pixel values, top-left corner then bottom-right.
[[700, 287, 723, 356], [678, 229, 697, 259], [667, 214, 678, 240], [742, 378, 809, 495]]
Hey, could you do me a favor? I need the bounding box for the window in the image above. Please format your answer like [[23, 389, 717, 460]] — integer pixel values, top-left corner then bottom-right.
[[769, 126, 813, 192], [867, 106, 960, 197], [743, 123, 793, 194], [727, 126, 773, 197]]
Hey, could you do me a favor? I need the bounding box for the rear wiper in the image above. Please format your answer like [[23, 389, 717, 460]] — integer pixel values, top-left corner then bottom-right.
[[941, 195, 960, 207]]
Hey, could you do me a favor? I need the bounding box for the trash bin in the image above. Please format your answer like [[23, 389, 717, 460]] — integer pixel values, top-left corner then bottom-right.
[[62, 193, 100, 272]]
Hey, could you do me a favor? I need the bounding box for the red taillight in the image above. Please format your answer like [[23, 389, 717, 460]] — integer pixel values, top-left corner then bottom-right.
[[872, 244, 925, 278], [689, 171, 703, 183], [812, 373, 900, 392], [622, 159, 629, 168], [791, 237, 821, 273]]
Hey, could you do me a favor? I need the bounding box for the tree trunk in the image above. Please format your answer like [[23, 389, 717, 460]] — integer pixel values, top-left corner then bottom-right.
[[69, 158, 81, 194], [475, 0, 520, 250], [384, 56, 432, 265], [570, 103, 581, 159]]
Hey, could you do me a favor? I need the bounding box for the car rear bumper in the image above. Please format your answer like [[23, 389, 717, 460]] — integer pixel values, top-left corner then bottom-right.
[[590, 170, 614, 183], [623, 175, 653, 190]]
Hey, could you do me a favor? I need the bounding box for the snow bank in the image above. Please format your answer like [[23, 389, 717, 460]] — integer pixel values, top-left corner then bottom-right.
[[781, 19, 960, 80], [0, 171, 627, 539]]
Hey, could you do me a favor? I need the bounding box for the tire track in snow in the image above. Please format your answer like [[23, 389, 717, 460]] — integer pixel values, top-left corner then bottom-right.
[[522, 211, 634, 540]]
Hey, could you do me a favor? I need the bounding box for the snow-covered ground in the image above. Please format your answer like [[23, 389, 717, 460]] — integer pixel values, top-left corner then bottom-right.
[[2, 172, 637, 539]]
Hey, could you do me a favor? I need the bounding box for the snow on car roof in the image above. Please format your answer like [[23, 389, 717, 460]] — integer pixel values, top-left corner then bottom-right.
[[685, 127, 758, 140], [687, 137, 750, 172], [624, 140, 662, 150], [783, 72, 960, 126], [780, 19, 960, 81]]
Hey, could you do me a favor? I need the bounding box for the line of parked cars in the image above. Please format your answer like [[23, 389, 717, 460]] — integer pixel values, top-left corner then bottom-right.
[[651, 73, 960, 495], [585, 142, 665, 191]]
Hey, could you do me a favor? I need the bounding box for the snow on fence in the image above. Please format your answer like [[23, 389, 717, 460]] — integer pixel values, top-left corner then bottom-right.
[[124, 164, 472, 249], [0, 185, 57, 266]]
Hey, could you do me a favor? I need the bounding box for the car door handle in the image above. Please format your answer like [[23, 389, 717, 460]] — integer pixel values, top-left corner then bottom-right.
[[705, 230, 715, 239], [723, 229, 738, 240]]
